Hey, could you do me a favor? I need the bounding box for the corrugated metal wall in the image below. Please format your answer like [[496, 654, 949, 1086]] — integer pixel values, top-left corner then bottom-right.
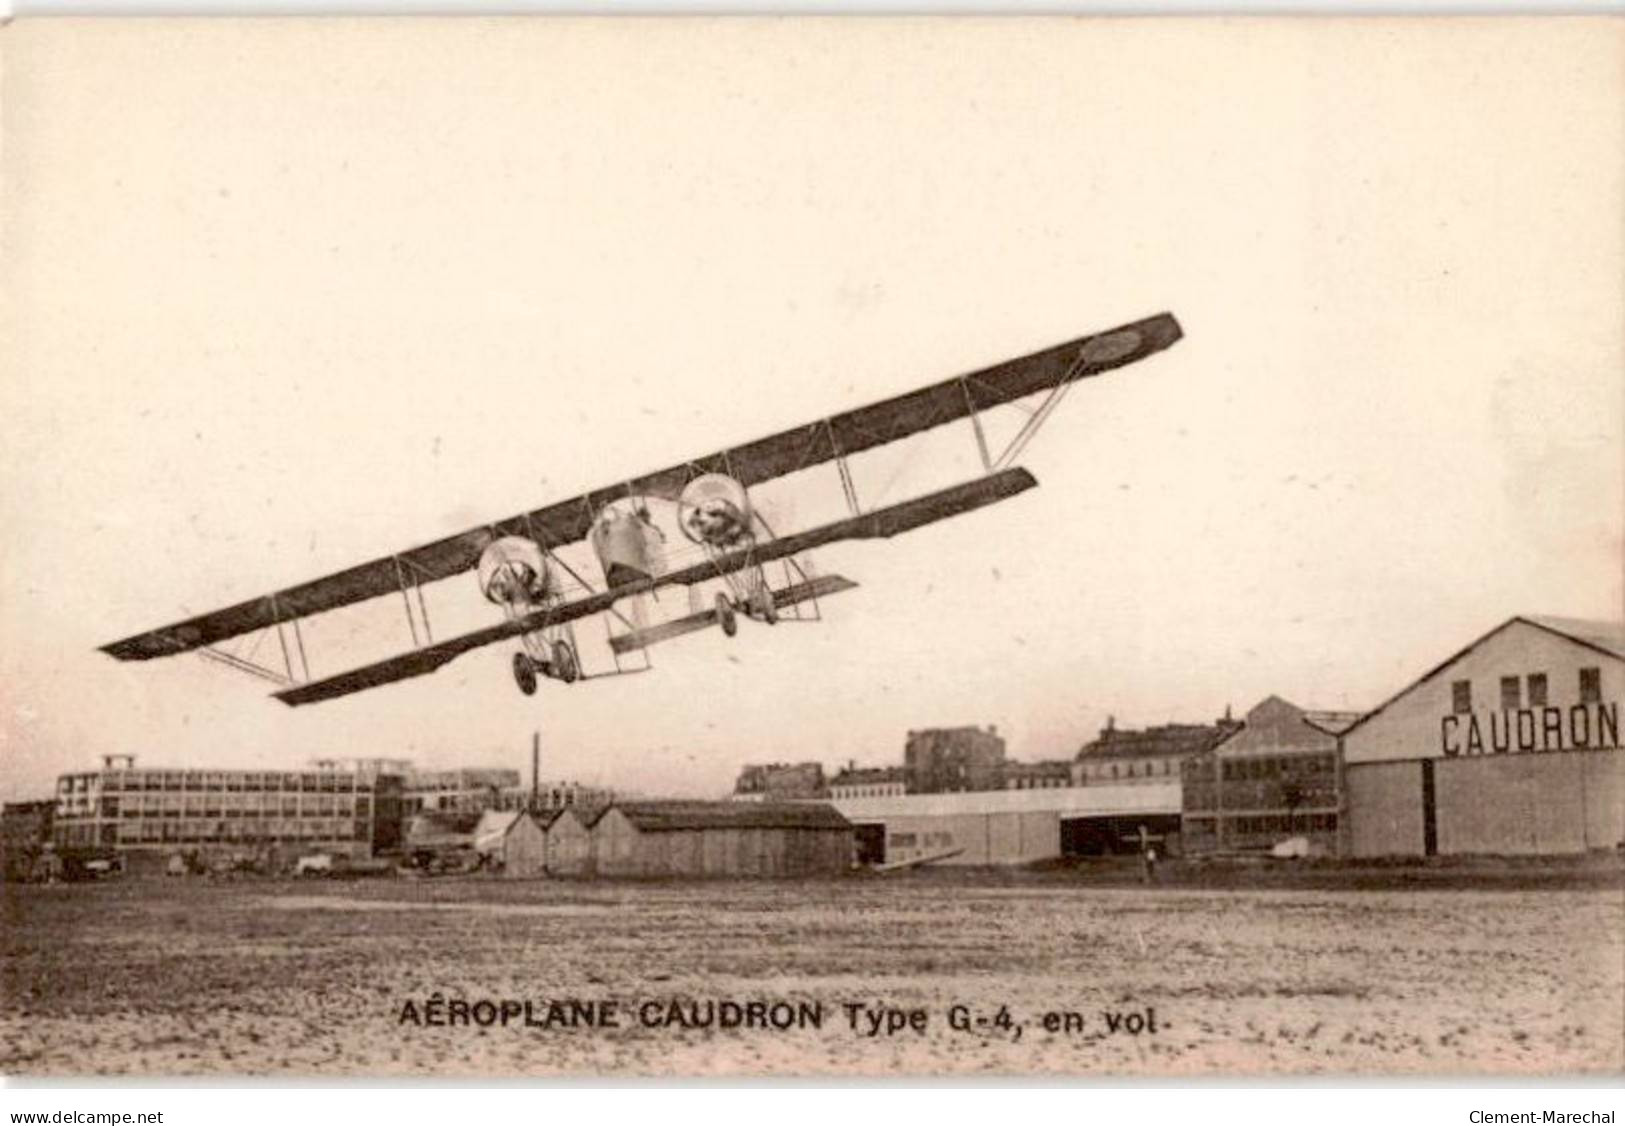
[[1347, 751, 1624, 857], [1345, 760, 1425, 858], [546, 812, 593, 876], [1436, 752, 1625, 855], [591, 815, 852, 878], [876, 811, 1060, 865], [503, 816, 548, 878]]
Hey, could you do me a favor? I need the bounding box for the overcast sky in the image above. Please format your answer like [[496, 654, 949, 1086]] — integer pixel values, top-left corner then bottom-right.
[[3, 18, 1620, 802]]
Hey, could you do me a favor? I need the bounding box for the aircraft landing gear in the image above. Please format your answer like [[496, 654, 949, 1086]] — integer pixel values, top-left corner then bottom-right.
[[551, 639, 579, 684], [749, 586, 778, 625], [512, 652, 538, 696], [716, 593, 738, 637]]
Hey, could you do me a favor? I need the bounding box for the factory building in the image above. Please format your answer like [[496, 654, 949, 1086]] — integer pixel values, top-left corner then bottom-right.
[[403, 768, 521, 815], [1072, 716, 1240, 787], [1342, 616, 1625, 857], [494, 779, 616, 815], [51, 756, 408, 870], [1182, 697, 1360, 856], [833, 784, 1181, 866], [591, 802, 853, 877], [904, 726, 1007, 793]]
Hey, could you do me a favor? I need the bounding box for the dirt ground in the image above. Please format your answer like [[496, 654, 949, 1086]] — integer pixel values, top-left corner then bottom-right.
[[3, 866, 1621, 1078]]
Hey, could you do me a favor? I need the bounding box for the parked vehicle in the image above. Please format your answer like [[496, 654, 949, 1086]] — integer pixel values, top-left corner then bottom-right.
[[295, 853, 334, 877]]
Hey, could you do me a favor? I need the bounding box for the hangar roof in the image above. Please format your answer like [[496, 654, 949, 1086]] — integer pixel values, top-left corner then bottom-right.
[[1302, 710, 1363, 735], [1525, 616, 1625, 660], [1340, 614, 1625, 739], [1075, 720, 1240, 762], [599, 801, 852, 832]]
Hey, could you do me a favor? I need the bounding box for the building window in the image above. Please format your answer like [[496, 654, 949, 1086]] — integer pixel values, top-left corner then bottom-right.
[[1527, 673, 1548, 707], [1579, 667, 1601, 704], [1451, 680, 1472, 715], [1500, 676, 1521, 710]]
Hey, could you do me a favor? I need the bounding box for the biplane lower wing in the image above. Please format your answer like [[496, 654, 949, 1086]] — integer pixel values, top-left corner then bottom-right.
[[608, 574, 860, 655], [273, 468, 1035, 706]]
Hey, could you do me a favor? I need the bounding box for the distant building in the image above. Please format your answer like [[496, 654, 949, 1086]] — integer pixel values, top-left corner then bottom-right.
[[403, 767, 521, 815], [832, 785, 1182, 866], [732, 762, 827, 801], [1, 799, 56, 881], [904, 726, 1007, 794], [998, 760, 1074, 790], [51, 756, 409, 869], [1182, 696, 1357, 855], [1072, 715, 1240, 787], [495, 779, 616, 815], [828, 765, 907, 801]]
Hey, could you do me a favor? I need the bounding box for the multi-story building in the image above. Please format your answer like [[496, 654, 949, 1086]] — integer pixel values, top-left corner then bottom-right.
[[494, 779, 616, 815], [1072, 715, 1240, 787], [999, 760, 1074, 790], [1181, 696, 1358, 855], [403, 767, 521, 815], [903, 726, 1007, 794], [827, 765, 907, 800], [732, 762, 827, 801], [51, 756, 410, 869]]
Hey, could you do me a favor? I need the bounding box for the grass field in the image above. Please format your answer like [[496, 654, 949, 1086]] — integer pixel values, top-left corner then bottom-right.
[[3, 864, 1622, 1077]]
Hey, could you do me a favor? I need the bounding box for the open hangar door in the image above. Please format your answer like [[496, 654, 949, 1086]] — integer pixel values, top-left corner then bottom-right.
[[1061, 814, 1182, 857], [852, 823, 886, 866]]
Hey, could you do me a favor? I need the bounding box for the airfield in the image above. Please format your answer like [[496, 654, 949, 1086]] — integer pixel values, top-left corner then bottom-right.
[[3, 862, 1621, 1077]]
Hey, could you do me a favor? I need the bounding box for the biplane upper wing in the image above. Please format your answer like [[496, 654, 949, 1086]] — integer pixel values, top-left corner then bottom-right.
[[102, 313, 1180, 662], [272, 467, 1037, 705]]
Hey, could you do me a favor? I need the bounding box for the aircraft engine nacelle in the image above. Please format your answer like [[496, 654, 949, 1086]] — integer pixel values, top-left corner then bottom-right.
[[590, 503, 665, 589], [476, 536, 551, 608], [677, 474, 752, 548]]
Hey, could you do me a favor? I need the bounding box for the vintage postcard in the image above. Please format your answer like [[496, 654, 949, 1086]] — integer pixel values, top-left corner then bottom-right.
[[1, 17, 1621, 1080]]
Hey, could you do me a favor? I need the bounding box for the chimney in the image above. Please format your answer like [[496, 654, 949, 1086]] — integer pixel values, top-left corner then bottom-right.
[[531, 730, 540, 812]]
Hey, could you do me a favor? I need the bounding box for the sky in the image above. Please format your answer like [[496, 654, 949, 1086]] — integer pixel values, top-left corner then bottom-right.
[[2, 18, 1621, 802]]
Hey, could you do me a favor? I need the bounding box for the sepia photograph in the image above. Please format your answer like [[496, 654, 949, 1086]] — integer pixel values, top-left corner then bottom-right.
[[1, 16, 1621, 1082]]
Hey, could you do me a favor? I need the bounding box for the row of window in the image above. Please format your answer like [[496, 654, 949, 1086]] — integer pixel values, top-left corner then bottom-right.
[[1006, 776, 1070, 789], [56, 819, 363, 846], [1221, 813, 1338, 835], [889, 831, 955, 849], [77, 794, 365, 818], [1453, 668, 1602, 714], [1080, 759, 1178, 779], [93, 771, 364, 793]]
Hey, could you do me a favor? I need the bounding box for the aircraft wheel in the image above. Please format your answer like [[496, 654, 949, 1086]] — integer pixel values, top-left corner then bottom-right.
[[552, 639, 579, 684], [512, 652, 538, 696], [751, 587, 778, 625], [716, 593, 738, 638]]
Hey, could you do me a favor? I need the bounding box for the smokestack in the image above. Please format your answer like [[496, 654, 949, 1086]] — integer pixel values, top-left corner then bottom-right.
[[531, 730, 540, 812]]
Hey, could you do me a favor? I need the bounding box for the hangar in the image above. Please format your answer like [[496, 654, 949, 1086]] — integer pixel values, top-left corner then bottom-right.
[[591, 802, 853, 877], [831, 783, 1181, 865], [1341, 615, 1624, 857]]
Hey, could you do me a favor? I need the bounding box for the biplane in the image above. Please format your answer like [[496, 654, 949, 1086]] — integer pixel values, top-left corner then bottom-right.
[[102, 313, 1182, 706]]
